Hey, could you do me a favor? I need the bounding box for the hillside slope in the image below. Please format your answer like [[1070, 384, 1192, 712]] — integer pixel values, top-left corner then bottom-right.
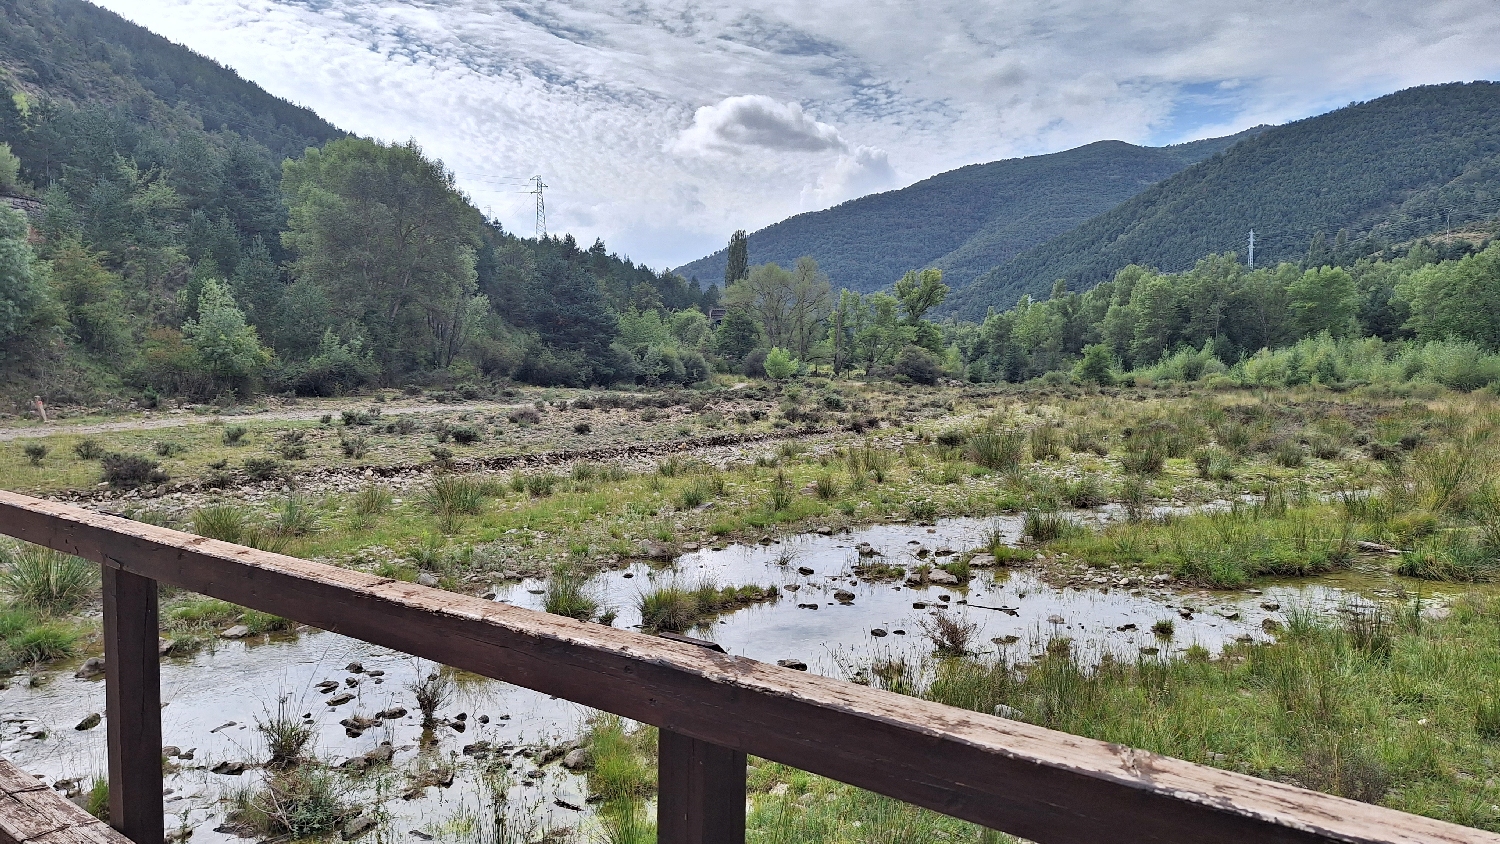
[[674, 131, 1257, 294], [947, 81, 1500, 319], [0, 0, 340, 160]]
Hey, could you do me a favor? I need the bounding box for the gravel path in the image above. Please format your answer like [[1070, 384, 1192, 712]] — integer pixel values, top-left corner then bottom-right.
[[0, 401, 527, 441]]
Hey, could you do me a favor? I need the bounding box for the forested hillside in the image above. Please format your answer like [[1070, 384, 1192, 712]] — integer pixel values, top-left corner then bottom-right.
[[948, 82, 1500, 319], [0, 0, 339, 159], [674, 132, 1256, 294], [0, 0, 714, 404]]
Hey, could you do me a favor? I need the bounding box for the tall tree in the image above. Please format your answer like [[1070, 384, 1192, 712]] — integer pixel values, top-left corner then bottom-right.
[[893, 268, 948, 324], [281, 138, 483, 375], [1288, 266, 1357, 338], [724, 229, 749, 287]]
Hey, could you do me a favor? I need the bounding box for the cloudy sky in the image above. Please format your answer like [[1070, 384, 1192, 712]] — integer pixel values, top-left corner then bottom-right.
[[97, 0, 1500, 270]]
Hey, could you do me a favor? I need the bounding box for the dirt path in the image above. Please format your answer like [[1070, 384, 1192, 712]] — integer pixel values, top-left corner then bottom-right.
[[0, 401, 528, 442]]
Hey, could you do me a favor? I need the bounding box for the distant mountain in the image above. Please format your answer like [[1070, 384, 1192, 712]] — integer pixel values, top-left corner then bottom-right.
[[0, 0, 341, 160], [674, 131, 1260, 294], [946, 81, 1500, 319]]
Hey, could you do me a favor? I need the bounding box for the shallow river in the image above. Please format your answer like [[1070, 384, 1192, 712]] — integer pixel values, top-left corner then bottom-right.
[[0, 514, 1430, 840]]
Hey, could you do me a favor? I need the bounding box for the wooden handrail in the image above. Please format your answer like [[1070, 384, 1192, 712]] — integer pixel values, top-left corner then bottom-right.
[[0, 489, 1496, 844]]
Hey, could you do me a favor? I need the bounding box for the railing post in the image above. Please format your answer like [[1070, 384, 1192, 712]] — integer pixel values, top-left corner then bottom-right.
[[658, 729, 746, 844], [102, 564, 163, 844]]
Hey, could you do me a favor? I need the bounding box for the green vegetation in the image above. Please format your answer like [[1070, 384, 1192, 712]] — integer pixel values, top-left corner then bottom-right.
[[0, 543, 96, 612], [638, 582, 779, 632]]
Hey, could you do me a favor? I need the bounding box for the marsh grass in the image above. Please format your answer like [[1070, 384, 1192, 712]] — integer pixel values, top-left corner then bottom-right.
[[0, 543, 96, 612], [257, 694, 314, 768], [1023, 510, 1086, 544], [872, 598, 1500, 825], [229, 767, 353, 837], [191, 505, 290, 553], [768, 470, 794, 512], [165, 597, 290, 635], [409, 664, 455, 732], [423, 475, 486, 531], [544, 564, 599, 621], [638, 581, 778, 632], [919, 612, 981, 655], [1055, 503, 1354, 587], [348, 484, 392, 528], [966, 430, 1024, 472]]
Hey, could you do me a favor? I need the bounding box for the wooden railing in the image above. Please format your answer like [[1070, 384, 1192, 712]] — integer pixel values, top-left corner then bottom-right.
[[0, 488, 1495, 844]]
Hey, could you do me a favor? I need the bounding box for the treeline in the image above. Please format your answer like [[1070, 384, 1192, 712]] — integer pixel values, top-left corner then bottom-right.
[[634, 229, 1500, 395], [0, 89, 717, 404], [956, 238, 1500, 389]]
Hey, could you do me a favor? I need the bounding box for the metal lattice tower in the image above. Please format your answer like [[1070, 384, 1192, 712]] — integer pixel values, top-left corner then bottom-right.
[[530, 175, 547, 239], [1248, 229, 1255, 269]]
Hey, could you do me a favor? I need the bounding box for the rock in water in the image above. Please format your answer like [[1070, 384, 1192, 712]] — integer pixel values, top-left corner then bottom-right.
[[210, 760, 246, 775], [74, 713, 101, 731], [776, 659, 808, 671], [928, 569, 959, 585], [562, 748, 592, 770], [220, 625, 251, 639], [343, 814, 378, 839], [74, 657, 105, 679]]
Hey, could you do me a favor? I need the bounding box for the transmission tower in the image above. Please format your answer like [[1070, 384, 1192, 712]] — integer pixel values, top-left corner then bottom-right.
[[530, 175, 547, 239], [1247, 229, 1255, 269]]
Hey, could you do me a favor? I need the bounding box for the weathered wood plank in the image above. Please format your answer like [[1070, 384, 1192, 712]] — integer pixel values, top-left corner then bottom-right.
[[1, 489, 1496, 844], [0, 761, 131, 844], [658, 729, 746, 844], [100, 567, 162, 844], [0, 761, 43, 796]]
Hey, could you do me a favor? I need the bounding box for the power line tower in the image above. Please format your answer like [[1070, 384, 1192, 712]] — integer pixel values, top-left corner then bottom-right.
[[529, 175, 547, 239], [1247, 229, 1255, 269]]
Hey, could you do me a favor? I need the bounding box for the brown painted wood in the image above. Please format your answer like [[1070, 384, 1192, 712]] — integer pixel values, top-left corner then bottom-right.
[[100, 567, 162, 844], [2, 490, 1498, 844], [658, 729, 746, 844]]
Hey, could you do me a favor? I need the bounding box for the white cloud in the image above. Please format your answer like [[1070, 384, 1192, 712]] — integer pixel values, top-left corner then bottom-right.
[[674, 95, 847, 155], [92, 0, 1500, 270], [802, 145, 897, 209]]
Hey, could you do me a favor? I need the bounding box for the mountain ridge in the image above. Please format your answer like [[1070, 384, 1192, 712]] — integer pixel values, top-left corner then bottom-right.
[[674, 129, 1261, 294], [945, 81, 1500, 319]]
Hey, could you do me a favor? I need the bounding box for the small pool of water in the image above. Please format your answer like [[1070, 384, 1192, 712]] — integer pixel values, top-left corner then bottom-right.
[[0, 514, 1445, 839]]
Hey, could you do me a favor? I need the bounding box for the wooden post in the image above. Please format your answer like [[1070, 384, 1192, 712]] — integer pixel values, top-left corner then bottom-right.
[[102, 565, 163, 844], [658, 729, 746, 844]]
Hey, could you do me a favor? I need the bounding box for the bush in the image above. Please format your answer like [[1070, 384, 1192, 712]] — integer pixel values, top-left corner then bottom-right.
[[338, 434, 368, 459], [573, 421, 593, 434], [242, 457, 283, 482], [450, 426, 482, 445], [73, 439, 105, 460], [507, 407, 541, 425], [222, 425, 248, 445], [764, 347, 799, 380], [894, 346, 941, 385], [153, 440, 186, 457], [0, 544, 97, 612], [101, 453, 165, 488], [21, 443, 47, 466], [741, 348, 768, 378]]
